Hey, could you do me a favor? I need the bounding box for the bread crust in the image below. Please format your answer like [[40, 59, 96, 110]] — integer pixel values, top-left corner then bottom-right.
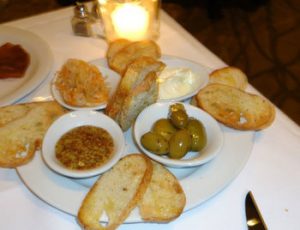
[[106, 39, 130, 64], [139, 161, 186, 222], [78, 154, 153, 230], [0, 101, 66, 168], [105, 57, 165, 131], [196, 84, 275, 130], [117, 71, 159, 131], [107, 40, 161, 75], [209, 66, 248, 90]]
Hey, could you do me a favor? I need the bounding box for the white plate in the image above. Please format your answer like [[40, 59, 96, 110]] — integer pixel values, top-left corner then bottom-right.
[[134, 102, 223, 168], [0, 26, 53, 106], [51, 59, 121, 111], [42, 111, 125, 178], [17, 120, 254, 223], [158, 56, 210, 102]]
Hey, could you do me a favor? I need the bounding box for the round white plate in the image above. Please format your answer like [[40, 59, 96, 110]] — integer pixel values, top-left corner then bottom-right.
[[42, 111, 125, 178], [0, 26, 53, 106], [134, 102, 223, 168], [158, 56, 210, 102], [51, 59, 121, 111], [17, 120, 254, 223]]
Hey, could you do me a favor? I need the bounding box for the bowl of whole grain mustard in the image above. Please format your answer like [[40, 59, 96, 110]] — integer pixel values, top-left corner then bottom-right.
[[42, 110, 125, 178]]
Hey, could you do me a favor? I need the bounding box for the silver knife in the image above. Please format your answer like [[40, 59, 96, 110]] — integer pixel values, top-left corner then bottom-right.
[[245, 191, 268, 229]]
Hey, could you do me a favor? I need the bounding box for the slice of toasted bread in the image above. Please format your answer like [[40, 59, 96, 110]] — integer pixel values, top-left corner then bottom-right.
[[0, 101, 65, 168], [139, 161, 186, 222], [209, 66, 248, 90], [78, 154, 153, 230], [196, 84, 275, 130], [105, 57, 165, 131], [105, 57, 165, 120], [106, 39, 130, 64], [108, 40, 161, 75], [0, 103, 32, 127], [118, 71, 159, 131], [120, 56, 166, 91]]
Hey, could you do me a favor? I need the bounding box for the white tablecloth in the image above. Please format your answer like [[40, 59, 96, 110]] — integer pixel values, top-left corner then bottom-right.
[[1, 6, 300, 230]]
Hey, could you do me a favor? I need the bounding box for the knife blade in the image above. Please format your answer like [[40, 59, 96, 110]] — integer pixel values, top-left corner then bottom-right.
[[245, 191, 267, 230]]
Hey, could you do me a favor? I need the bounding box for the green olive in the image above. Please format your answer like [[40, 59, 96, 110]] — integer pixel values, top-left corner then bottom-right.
[[152, 118, 177, 141], [169, 103, 186, 113], [168, 129, 192, 159], [170, 110, 189, 129], [186, 118, 207, 151], [141, 132, 169, 155]]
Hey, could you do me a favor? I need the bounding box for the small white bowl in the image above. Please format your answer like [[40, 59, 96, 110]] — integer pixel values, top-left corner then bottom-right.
[[42, 110, 125, 178], [157, 55, 210, 102], [51, 65, 120, 111], [134, 102, 223, 168]]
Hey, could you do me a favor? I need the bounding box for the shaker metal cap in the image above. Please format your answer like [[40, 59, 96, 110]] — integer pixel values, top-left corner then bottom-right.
[[74, 2, 89, 18]]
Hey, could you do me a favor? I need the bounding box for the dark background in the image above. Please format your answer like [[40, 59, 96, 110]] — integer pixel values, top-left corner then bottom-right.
[[1, 0, 299, 125]]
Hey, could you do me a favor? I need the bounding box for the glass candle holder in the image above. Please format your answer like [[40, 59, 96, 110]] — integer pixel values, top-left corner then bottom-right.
[[98, 0, 160, 42]]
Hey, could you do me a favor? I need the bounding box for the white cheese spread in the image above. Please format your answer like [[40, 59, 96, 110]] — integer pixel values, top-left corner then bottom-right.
[[158, 67, 199, 100]]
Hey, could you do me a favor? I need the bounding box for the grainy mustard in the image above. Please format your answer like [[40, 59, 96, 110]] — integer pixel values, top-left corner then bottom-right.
[[55, 125, 114, 170]]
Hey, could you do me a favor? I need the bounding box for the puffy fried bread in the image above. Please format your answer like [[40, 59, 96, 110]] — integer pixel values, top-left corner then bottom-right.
[[0, 101, 65, 168], [196, 84, 275, 130], [55, 59, 109, 107], [209, 66, 248, 90], [78, 154, 153, 230], [139, 161, 186, 222], [106, 39, 130, 64], [108, 40, 161, 75], [105, 57, 165, 131]]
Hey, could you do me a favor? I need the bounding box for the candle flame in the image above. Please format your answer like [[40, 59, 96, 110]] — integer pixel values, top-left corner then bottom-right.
[[111, 3, 149, 41]]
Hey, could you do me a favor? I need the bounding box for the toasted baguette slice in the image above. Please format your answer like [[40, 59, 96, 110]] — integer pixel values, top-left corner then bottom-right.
[[196, 84, 275, 130], [105, 57, 165, 131], [120, 56, 166, 91], [105, 57, 165, 120], [0, 101, 65, 168], [0, 103, 32, 127], [139, 161, 186, 222], [118, 71, 159, 131], [106, 39, 130, 64], [209, 66, 248, 90], [108, 40, 161, 75], [78, 154, 153, 230]]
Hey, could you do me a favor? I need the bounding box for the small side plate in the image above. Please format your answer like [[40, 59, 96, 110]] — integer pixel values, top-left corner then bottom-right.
[[51, 64, 120, 111]]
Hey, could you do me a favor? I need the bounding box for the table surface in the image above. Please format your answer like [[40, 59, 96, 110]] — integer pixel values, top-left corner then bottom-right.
[[1, 6, 300, 230]]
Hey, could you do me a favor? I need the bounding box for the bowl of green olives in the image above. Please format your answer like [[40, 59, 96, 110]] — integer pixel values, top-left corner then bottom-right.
[[134, 102, 224, 168]]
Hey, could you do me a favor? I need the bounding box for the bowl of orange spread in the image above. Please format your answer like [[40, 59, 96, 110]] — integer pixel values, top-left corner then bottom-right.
[[51, 59, 120, 111], [42, 110, 125, 178]]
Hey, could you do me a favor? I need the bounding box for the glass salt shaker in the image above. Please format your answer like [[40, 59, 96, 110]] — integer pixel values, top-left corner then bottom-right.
[[71, 2, 92, 37], [90, 1, 105, 38]]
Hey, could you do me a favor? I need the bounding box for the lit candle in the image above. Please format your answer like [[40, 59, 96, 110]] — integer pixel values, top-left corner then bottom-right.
[[111, 3, 149, 41]]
